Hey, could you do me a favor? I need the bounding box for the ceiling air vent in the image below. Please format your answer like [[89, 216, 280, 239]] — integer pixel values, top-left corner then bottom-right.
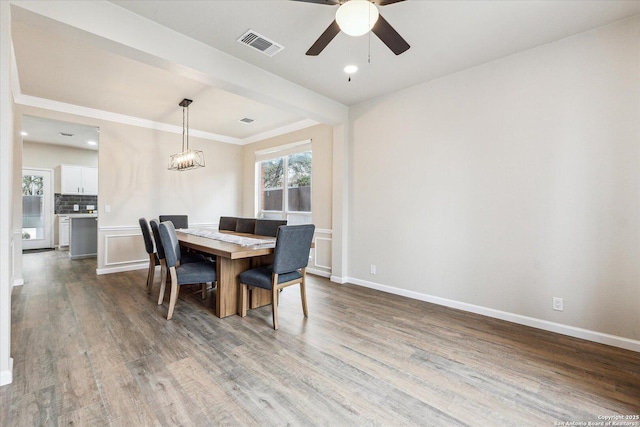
[[237, 30, 284, 57], [239, 117, 255, 124]]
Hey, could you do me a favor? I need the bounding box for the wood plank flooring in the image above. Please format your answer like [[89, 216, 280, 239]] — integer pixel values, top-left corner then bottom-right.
[[1, 249, 639, 426]]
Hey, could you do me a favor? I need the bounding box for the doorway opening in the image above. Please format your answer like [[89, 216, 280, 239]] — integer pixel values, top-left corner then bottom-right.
[[22, 168, 53, 250]]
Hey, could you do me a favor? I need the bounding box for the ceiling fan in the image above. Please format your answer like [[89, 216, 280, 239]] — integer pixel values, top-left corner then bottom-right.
[[292, 0, 410, 56]]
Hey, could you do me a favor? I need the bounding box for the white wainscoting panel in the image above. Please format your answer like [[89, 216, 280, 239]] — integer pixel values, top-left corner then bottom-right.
[[105, 233, 147, 266], [97, 225, 148, 275], [308, 229, 331, 278]]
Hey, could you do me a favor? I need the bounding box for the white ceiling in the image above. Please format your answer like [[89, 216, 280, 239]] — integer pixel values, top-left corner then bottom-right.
[[22, 116, 100, 151], [11, 0, 640, 146], [108, 0, 640, 105]]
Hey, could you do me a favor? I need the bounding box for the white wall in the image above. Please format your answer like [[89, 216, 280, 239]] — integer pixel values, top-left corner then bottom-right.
[[348, 17, 640, 345], [23, 141, 98, 170]]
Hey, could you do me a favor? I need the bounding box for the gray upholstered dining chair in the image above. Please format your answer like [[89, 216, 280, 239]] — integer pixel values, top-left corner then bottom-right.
[[218, 216, 238, 231], [159, 215, 188, 230], [157, 221, 217, 320], [239, 224, 315, 330], [235, 218, 257, 233], [254, 219, 288, 237], [151, 219, 211, 305], [139, 218, 160, 294]]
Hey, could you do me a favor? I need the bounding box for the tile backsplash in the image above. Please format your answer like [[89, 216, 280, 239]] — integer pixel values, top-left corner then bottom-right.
[[55, 194, 98, 214]]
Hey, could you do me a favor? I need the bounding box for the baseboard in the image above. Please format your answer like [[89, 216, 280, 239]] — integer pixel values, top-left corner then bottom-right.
[[0, 357, 13, 386], [348, 277, 640, 353], [96, 262, 148, 275], [330, 275, 348, 284], [12, 278, 24, 287], [307, 268, 330, 278]]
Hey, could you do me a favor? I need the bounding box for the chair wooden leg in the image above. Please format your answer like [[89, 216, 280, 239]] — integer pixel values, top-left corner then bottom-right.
[[239, 284, 248, 317], [146, 254, 155, 294], [271, 287, 279, 330], [167, 267, 180, 320], [157, 261, 167, 305], [271, 274, 279, 330], [201, 283, 207, 299], [300, 274, 308, 317]]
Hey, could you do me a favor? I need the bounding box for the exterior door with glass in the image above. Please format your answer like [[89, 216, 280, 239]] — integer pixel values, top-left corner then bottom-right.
[[22, 168, 53, 250]]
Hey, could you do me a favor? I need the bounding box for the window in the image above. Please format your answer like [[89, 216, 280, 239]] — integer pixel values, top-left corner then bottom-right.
[[256, 140, 312, 224]]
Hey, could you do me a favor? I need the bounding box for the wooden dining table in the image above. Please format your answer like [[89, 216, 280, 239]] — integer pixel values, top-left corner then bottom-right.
[[176, 230, 277, 318]]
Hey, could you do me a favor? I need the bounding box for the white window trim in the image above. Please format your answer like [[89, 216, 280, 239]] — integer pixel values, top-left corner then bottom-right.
[[255, 139, 312, 220], [255, 139, 312, 162]]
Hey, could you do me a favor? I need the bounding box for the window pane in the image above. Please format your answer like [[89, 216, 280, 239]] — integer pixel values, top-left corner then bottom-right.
[[287, 151, 311, 212], [22, 175, 44, 240], [260, 158, 283, 212]]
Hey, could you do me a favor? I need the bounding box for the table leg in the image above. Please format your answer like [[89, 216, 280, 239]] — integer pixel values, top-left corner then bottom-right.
[[215, 256, 250, 318]]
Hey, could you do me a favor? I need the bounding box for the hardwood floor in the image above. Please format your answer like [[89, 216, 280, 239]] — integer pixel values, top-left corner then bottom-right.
[[1, 249, 639, 426]]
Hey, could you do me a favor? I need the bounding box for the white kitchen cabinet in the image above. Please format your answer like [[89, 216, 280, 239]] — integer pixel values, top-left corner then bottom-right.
[[59, 165, 98, 195], [59, 215, 69, 247], [81, 167, 98, 195]]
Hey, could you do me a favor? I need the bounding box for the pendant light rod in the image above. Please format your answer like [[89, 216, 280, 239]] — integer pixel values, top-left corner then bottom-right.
[[180, 98, 192, 153]]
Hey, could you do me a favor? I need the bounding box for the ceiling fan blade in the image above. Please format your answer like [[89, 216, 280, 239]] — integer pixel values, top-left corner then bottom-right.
[[376, 0, 406, 5], [290, 0, 341, 5], [371, 14, 410, 55], [306, 20, 341, 56]]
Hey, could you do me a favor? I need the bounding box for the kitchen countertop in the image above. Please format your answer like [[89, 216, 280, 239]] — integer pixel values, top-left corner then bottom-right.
[[65, 213, 98, 218]]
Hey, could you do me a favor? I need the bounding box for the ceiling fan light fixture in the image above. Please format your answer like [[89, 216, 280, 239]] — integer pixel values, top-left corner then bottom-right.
[[335, 0, 379, 37]]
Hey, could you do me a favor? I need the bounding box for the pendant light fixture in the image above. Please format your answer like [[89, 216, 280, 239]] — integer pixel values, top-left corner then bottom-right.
[[168, 98, 205, 171]]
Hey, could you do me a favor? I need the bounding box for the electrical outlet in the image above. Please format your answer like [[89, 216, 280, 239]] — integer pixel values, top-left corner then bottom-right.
[[553, 297, 564, 311], [73, 204, 79, 211], [370, 264, 376, 275]]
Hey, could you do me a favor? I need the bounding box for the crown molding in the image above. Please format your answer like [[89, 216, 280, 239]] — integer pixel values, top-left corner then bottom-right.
[[14, 93, 320, 146], [14, 93, 244, 144], [241, 119, 320, 145]]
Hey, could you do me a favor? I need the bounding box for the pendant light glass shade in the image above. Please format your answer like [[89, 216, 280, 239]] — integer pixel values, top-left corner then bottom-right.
[[168, 99, 205, 171], [335, 0, 379, 37]]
